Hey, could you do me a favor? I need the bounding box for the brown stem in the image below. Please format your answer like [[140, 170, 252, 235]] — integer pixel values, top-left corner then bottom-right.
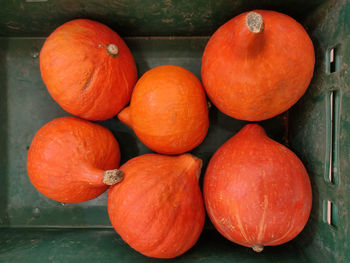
[[233, 12, 265, 58], [103, 169, 124, 185], [252, 244, 264, 252], [246, 12, 264, 33], [106, 44, 119, 57], [207, 101, 212, 110]]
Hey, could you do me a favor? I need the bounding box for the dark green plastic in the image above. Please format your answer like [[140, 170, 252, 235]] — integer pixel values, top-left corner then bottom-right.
[[0, 0, 325, 37], [0, 0, 349, 262]]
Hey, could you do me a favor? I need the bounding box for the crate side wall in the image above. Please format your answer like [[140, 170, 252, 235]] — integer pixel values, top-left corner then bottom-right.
[[289, 0, 350, 262], [0, 0, 325, 37]]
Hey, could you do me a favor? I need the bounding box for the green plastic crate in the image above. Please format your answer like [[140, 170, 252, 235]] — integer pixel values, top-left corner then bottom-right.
[[0, 0, 349, 262]]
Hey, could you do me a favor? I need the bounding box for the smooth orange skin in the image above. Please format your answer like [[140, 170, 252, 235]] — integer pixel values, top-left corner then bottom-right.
[[202, 10, 315, 121], [108, 154, 205, 258], [27, 117, 120, 203], [40, 19, 137, 121], [118, 65, 209, 155], [204, 124, 312, 249]]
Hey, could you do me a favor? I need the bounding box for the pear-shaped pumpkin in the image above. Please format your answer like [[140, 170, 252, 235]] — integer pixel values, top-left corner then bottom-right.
[[204, 124, 312, 252], [202, 10, 315, 121], [27, 117, 123, 203], [40, 19, 137, 120], [118, 65, 209, 155], [108, 153, 205, 258]]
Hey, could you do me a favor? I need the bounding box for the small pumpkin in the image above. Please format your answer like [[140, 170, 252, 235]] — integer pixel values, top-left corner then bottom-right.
[[201, 10, 315, 121], [40, 19, 137, 121], [118, 65, 209, 155], [27, 117, 123, 203], [204, 124, 312, 252], [108, 153, 205, 258]]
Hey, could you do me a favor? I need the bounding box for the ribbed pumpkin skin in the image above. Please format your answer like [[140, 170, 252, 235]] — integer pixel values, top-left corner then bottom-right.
[[204, 124, 312, 250], [40, 19, 137, 121], [27, 117, 120, 203], [201, 10, 315, 121], [118, 65, 209, 155], [108, 154, 205, 258]]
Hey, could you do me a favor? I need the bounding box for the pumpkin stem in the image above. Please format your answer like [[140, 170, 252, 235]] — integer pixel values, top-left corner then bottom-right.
[[103, 169, 124, 185], [207, 101, 212, 110], [252, 244, 264, 252], [246, 12, 264, 33], [107, 44, 119, 57], [118, 106, 132, 127]]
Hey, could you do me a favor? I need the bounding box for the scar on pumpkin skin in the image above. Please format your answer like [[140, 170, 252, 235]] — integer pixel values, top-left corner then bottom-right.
[[82, 68, 97, 91]]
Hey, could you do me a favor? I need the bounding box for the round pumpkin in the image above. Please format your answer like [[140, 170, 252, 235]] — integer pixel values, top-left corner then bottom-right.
[[201, 10, 315, 121], [108, 153, 205, 258], [27, 117, 123, 203], [118, 65, 209, 155], [203, 124, 312, 252], [40, 19, 137, 121]]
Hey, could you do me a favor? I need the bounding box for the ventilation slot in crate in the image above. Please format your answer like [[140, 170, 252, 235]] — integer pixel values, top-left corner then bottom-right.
[[325, 90, 339, 184], [323, 200, 338, 228], [327, 46, 340, 73]]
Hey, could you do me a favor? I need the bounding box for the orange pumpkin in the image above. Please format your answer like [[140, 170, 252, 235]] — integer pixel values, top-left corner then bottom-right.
[[40, 19, 137, 121], [27, 117, 123, 203], [204, 124, 312, 252], [201, 10, 315, 121], [118, 65, 209, 155], [108, 153, 205, 258]]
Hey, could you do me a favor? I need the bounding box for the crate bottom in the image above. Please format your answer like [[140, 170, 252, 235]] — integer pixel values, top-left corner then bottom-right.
[[0, 228, 310, 263]]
